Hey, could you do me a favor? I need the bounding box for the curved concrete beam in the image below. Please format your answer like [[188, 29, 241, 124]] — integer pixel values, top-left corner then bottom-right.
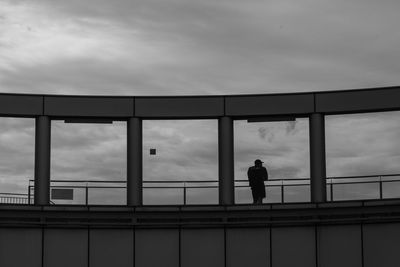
[[0, 86, 398, 118]]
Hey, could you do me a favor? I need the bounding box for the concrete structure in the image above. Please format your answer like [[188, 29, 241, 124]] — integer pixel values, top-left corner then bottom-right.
[[1, 201, 400, 267], [0, 86, 396, 205], [1, 87, 400, 266]]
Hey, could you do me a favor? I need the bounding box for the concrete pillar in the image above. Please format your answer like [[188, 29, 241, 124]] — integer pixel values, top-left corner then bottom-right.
[[309, 113, 327, 202], [127, 118, 143, 206], [218, 116, 234, 205], [34, 116, 51, 205]]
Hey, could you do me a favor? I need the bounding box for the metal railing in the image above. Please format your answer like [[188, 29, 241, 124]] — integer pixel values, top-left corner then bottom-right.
[[12, 174, 400, 205], [0, 193, 33, 204]]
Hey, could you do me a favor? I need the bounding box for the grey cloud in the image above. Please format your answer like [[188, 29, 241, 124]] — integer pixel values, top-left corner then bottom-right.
[[142, 120, 218, 181], [258, 127, 267, 140], [0, 180, 27, 193], [235, 146, 292, 160], [286, 121, 297, 135], [2, 0, 400, 96], [269, 166, 303, 179], [325, 111, 400, 176], [327, 155, 400, 177], [235, 125, 310, 180], [49, 121, 127, 181], [257, 127, 275, 142], [51, 121, 127, 149], [186, 144, 218, 165], [0, 118, 35, 183], [0, 58, 223, 95]]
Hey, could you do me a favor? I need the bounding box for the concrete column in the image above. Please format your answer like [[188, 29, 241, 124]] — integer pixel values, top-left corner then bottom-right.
[[309, 113, 327, 202], [34, 116, 51, 205], [218, 116, 234, 205], [127, 118, 143, 206]]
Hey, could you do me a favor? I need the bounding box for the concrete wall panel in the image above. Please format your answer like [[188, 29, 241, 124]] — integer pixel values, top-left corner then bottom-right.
[[44, 96, 134, 117], [225, 94, 314, 116], [44, 229, 88, 267], [135, 97, 224, 118], [318, 225, 362, 267], [181, 228, 224, 267], [0, 95, 43, 116], [135, 229, 179, 267], [316, 87, 400, 113], [364, 223, 400, 267], [226, 227, 270, 267], [90, 229, 133, 267], [0, 228, 42, 267], [272, 227, 316, 267]]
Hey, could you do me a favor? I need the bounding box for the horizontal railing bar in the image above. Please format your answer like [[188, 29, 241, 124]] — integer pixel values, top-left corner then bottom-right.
[[23, 184, 400, 194], [49, 186, 126, 189], [144, 180, 218, 183], [26, 179, 400, 189], [380, 180, 400, 183], [30, 179, 127, 183], [16, 173, 400, 206], [329, 181, 381, 185], [28, 173, 400, 185], [144, 187, 217, 189], [42, 184, 311, 190], [46, 184, 311, 189], [0, 192, 30, 196], [328, 174, 400, 179], [0, 196, 29, 199]]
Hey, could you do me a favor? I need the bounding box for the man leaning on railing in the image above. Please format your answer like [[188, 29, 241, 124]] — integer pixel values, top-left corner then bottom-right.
[[247, 159, 269, 204]]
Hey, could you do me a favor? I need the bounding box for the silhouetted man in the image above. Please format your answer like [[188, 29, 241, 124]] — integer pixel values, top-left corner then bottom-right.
[[247, 159, 268, 204]]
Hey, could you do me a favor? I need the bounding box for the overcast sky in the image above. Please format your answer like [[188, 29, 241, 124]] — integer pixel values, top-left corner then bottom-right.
[[1, 0, 400, 204]]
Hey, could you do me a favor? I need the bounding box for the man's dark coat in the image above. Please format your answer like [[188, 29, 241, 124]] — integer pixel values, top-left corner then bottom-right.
[[247, 166, 268, 198]]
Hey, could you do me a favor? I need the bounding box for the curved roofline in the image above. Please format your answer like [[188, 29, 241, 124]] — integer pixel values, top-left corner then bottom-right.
[[0, 85, 398, 98], [0, 85, 399, 118]]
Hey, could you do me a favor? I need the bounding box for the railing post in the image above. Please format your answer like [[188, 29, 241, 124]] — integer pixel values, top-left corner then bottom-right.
[[309, 113, 327, 203], [330, 179, 334, 201], [34, 116, 51, 205], [183, 182, 187, 205], [218, 116, 234, 205], [28, 186, 31, 205], [85, 183, 89, 205], [127, 117, 143, 206], [281, 181, 284, 203], [379, 176, 383, 199]]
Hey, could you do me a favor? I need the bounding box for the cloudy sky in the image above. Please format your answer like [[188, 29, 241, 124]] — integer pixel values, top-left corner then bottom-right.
[[0, 0, 400, 204]]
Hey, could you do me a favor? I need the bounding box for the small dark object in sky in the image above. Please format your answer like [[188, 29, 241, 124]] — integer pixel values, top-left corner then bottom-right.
[[150, 148, 156, 155]]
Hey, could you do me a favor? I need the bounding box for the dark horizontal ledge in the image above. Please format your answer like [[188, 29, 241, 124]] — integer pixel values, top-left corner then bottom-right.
[[0, 86, 399, 117], [1, 199, 400, 228]]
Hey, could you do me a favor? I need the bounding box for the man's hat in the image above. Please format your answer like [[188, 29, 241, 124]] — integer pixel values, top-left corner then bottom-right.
[[255, 159, 263, 164]]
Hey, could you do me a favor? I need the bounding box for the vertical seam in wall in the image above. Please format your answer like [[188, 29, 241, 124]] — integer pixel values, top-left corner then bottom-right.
[[224, 227, 227, 267], [269, 227, 272, 267], [361, 224, 364, 267], [41, 227, 44, 267], [179, 226, 181, 267], [133, 227, 135, 267], [315, 226, 318, 267], [87, 227, 90, 267]]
